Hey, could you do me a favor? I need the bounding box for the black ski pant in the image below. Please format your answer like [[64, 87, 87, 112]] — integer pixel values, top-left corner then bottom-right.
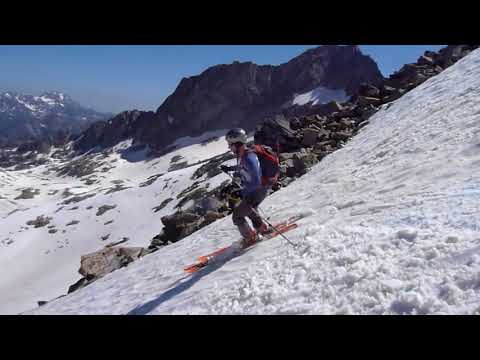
[[232, 186, 268, 238]]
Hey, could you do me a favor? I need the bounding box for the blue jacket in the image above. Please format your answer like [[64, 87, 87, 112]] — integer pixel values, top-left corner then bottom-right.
[[237, 151, 262, 196]]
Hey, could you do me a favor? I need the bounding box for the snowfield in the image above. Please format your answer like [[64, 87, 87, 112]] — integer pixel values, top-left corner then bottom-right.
[[291, 86, 349, 106], [5, 49, 480, 314], [0, 130, 234, 314]]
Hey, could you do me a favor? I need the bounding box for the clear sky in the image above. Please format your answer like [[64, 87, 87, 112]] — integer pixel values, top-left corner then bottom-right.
[[0, 45, 445, 114]]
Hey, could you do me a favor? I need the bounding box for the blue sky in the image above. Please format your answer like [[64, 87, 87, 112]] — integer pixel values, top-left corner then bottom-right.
[[0, 45, 444, 114]]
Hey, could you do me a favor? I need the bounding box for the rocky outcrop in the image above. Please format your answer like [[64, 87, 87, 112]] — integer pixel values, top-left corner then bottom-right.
[[96, 205, 117, 216], [26, 215, 52, 228], [67, 244, 154, 294], [74, 110, 155, 153], [15, 188, 40, 200]]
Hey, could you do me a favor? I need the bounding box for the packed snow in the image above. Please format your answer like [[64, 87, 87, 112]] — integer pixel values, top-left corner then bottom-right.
[[5, 49, 480, 314], [291, 86, 349, 106]]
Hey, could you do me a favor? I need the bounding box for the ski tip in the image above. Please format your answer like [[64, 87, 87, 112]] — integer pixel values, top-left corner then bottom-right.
[[184, 266, 199, 273]]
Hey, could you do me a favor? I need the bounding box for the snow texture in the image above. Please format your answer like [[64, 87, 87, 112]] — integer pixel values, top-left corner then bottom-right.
[[292, 86, 349, 106]]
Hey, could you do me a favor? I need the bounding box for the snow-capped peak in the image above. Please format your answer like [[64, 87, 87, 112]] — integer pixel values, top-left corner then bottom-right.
[[0, 91, 110, 143]]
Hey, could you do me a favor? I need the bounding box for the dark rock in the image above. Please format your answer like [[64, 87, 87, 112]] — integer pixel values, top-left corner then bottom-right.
[[203, 211, 225, 225], [160, 211, 203, 242], [356, 96, 382, 107], [26, 215, 52, 228], [301, 128, 319, 146], [68, 277, 91, 294], [383, 88, 406, 103], [191, 151, 235, 180], [15, 188, 40, 200], [62, 192, 96, 205], [139, 173, 164, 187], [168, 161, 189, 172], [105, 184, 130, 195], [96, 205, 117, 216], [56, 156, 103, 178], [66, 220, 79, 226], [418, 55, 434, 66], [152, 198, 174, 213], [170, 155, 184, 163], [358, 83, 380, 97], [331, 131, 352, 142]]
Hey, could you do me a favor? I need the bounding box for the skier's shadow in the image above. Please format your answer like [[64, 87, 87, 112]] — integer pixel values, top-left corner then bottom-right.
[[125, 249, 248, 315]]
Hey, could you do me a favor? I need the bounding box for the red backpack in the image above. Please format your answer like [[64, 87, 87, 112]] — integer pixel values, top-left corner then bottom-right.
[[249, 144, 280, 186]]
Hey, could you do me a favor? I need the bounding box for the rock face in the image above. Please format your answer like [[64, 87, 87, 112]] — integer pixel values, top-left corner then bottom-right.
[[74, 110, 155, 152], [138, 45, 383, 149], [74, 45, 383, 153]]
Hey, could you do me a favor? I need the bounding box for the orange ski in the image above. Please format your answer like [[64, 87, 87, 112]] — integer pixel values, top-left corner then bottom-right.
[[184, 222, 298, 274]]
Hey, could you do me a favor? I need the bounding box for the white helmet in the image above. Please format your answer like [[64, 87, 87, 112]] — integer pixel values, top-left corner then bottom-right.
[[225, 128, 247, 145]]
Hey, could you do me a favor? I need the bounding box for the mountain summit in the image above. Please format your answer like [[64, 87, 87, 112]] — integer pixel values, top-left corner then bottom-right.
[[140, 45, 383, 148], [75, 45, 383, 152]]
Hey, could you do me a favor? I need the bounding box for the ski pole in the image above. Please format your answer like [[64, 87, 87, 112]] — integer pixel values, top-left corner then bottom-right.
[[254, 206, 296, 247], [222, 169, 296, 247]]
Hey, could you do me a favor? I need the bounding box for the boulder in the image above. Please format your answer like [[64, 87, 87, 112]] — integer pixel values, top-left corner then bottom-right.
[[358, 83, 380, 97], [301, 128, 319, 146], [331, 131, 352, 142], [26, 215, 52, 228], [203, 211, 225, 225], [418, 55, 434, 66], [79, 246, 149, 279], [15, 188, 40, 200], [194, 196, 224, 216], [160, 211, 203, 241], [96, 204, 117, 216], [356, 96, 382, 107]]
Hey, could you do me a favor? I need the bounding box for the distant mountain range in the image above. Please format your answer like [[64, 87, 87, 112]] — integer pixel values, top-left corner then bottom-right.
[[0, 91, 112, 145]]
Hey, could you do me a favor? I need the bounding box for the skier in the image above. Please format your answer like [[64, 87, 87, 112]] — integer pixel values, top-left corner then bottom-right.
[[221, 128, 276, 248]]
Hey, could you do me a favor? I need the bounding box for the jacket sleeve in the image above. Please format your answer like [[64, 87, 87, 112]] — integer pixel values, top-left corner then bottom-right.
[[242, 152, 262, 194]]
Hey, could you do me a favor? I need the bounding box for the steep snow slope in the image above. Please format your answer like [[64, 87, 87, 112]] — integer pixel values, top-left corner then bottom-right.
[[27, 49, 480, 315]]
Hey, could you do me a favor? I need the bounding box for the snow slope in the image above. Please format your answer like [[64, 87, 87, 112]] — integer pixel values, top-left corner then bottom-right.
[[25, 49, 480, 315], [291, 86, 349, 106], [0, 129, 234, 314]]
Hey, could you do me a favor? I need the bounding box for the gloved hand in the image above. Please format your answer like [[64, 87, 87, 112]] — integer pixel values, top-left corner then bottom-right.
[[220, 165, 231, 173]]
